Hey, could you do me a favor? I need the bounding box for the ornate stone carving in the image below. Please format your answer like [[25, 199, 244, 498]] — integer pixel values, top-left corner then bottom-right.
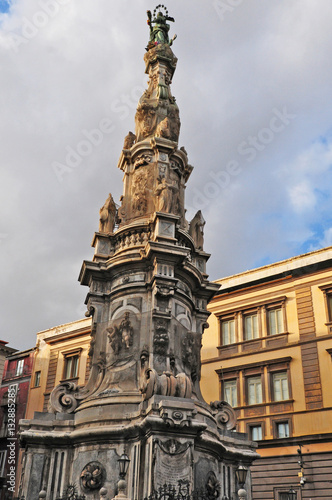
[[107, 312, 134, 354], [49, 381, 79, 413], [205, 471, 221, 500], [153, 319, 169, 355], [158, 439, 190, 455], [80, 461, 105, 491], [156, 117, 171, 138], [99, 193, 116, 234], [135, 104, 157, 141], [123, 131, 136, 149], [189, 210, 205, 250], [132, 169, 148, 215], [155, 176, 177, 213], [210, 400, 237, 431], [140, 368, 192, 400], [134, 153, 152, 168], [181, 331, 200, 381]]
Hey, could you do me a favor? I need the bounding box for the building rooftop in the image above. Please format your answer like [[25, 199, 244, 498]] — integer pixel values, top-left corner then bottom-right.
[[214, 246, 332, 292]]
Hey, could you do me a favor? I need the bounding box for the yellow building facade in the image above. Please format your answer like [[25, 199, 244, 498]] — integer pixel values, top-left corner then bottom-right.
[[201, 246, 332, 500], [25, 317, 92, 420]]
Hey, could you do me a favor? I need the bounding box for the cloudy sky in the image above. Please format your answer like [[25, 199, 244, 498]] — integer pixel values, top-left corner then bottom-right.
[[1, 0, 332, 350]]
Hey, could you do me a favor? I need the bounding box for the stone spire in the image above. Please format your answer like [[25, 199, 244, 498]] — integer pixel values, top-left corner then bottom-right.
[[19, 8, 258, 499]]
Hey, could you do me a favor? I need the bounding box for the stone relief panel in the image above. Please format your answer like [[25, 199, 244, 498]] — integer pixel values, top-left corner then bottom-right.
[[80, 461, 106, 491], [153, 439, 193, 492], [107, 312, 134, 355]]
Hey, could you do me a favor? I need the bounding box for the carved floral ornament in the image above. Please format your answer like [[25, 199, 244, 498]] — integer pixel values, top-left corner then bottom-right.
[[80, 461, 105, 491]]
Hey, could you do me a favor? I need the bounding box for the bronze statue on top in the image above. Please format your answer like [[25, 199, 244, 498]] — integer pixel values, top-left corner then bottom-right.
[[146, 5, 177, 50]]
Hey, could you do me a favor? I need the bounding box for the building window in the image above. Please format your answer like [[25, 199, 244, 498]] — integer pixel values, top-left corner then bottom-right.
[[34, 371, 41, 387], [0, 450, 6, 476], [276, 421, 290, 438], [247, 376, 263, 405], [223, 379, 237, 407], [267, 307, 283, 335], [249, 425, 262, 441], [244, 313, 258, 340], [277, 490, 298, 500], [221, 318, 235, 345], [327, 294, 332, 321], [63, 354, 79, 380], [15, 359, 24, 376], [272, 372, 289, 401]]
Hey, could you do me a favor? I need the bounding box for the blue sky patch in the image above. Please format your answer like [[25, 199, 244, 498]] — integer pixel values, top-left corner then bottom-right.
[[0, 0, 10, 14]]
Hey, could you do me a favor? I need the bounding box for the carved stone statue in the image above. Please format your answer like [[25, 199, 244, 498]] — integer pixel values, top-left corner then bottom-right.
[[146, 6, 176, 50], [189, 210, 205, 250], [99, 193, 116, 233], [155, 117, 171, 139], [107, 312, 134, 354], [123, 131, 136, 149], [155, 177, 177, 212]]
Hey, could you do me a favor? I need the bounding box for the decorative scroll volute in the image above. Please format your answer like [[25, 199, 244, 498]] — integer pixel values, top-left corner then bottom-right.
[[210, 400, 237, 430]]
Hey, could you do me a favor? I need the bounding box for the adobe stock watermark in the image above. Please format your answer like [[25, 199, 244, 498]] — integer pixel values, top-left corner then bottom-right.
[[52, 80, 145, 183], [189, 106, 296, 210], [3, 0, 71, 53], [6, 384, 17, 494], [52, 118, 115, 182], [213, 0, 244, 22]]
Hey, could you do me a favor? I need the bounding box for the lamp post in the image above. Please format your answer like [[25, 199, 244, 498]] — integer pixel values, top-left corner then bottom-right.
[[112, 453, 130, 500], [288, 486, 296, 500], [235, 465, 248, 500]]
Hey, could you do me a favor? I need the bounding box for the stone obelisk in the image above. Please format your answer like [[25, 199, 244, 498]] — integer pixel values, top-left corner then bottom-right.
[[19, 7, 257, 500]]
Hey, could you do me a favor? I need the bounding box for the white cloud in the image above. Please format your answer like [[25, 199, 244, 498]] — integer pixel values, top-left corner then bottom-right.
[[288, 181, 316, 213]]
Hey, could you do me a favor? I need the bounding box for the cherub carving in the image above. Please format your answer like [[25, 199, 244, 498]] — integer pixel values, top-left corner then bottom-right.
[[107, 312, 134, 354]]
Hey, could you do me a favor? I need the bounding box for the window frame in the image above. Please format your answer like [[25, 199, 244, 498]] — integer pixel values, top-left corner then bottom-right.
[[272, 417, 292, 439], [271, 371, 290, 402], [319, 284, 332, 327], [34, 370, 41, 388], [15, 358, 24, 377], [246, 421, 264, 441], [243, 311, 259, 341], [268, 360, 292, 403], [223, 379, 238, 407], [220, 315, 236, 346], [274, 486, 299, 500], [246, 374, 263, 405], [266, 305, 284, 336], [62, 350, 81, 381]]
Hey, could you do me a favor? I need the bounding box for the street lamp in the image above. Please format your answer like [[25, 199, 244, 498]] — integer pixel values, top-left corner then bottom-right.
[[288, 487, 296, 500], [118, 453, 130, 479], [236, 465, 248, 500], [235, 465, 248, 487], [112, 453, 131, 500]]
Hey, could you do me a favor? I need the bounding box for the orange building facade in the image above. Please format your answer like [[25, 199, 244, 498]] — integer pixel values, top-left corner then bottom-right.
[[201, 247, 332, 499]]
